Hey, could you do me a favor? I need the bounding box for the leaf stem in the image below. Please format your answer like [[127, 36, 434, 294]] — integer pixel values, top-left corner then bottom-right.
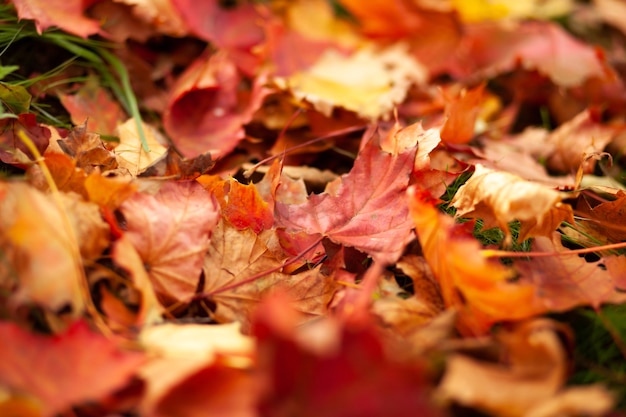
[[483, 241, 626, 258]]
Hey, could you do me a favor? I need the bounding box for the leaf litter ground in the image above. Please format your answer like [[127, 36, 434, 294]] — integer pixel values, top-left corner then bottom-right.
[[3, 1, 626, 416]]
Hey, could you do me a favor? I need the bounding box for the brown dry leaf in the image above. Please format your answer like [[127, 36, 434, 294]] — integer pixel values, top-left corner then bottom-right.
[[0, 182, 109, 314], [450, 164, 574, 242], [115, 118, 168, 176], [438, 319, 613, 417], [275, 43, 426, 120], [202, 220, 337, 330], [56, 123, 117, 174], [120, 181, 219, 302]]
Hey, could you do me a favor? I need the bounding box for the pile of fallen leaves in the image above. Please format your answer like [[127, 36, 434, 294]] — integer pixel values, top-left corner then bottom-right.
[[3, 0, 626, 416]]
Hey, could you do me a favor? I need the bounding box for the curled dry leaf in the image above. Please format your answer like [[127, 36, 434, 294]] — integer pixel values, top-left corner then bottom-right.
[[0, 182, 107, 315], [163, 52, 270, 159], [0, 320, 145, 417], [120, 181, 219, 302], [450, 164, 574, 243]]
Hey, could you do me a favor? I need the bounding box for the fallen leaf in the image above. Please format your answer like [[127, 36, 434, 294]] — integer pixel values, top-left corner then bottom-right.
[[439, 319, 613, 417], [0, 113, 50, 166], [276, 130, 418, 264], [58, 77, 126, 137], [111, 234, 165, 327], [56, 123, 118, 173], [120, 180, 219, 302], [163, 52, 270, 158], [0, 182, 85, 314], [11, 0, 101, 37], [515, 233, 626, 311], [0, 320, 144, 417], [447, 20, 612, 87], [408, 186, 538, 335], [450, 164, 574, 242], [202, 220, 336, 330], [440, 83, 485, 144], [211, 178, 274, 233], [252, 292, 441, 417], [276, 43, 426, 120], [115, 118, 168, 176]]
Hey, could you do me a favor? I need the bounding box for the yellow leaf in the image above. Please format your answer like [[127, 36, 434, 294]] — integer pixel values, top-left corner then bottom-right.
[[115, 118, 167, 176], [276, 43, 426, 120]]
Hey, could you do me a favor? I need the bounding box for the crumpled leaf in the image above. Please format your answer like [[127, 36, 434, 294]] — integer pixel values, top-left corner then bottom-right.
[[0, 182, 88, 314], [276, 43, 426, 120], [56, 123, 118, 173], [276, 128, 419, 265], [408, 186, 538, 335], [115, 118, 168, 176], [202, 220, 337, 330], [11, 0, 101, 38], [438, 319, 613, 417], [163, 52, 270, 159], [120, 181, 219, 302], [450, 164, 574, 243], [0, 320, 145, 417]]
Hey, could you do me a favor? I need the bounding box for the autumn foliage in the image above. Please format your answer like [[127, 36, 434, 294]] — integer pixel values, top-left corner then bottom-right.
[[3, 0, 626, 416]]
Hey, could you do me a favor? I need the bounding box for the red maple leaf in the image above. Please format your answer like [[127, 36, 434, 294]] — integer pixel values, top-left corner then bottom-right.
[[275, 131, 417, 264]]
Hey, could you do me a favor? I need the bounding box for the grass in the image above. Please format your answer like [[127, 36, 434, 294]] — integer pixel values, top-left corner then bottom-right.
[[0, 4, 149, 149]]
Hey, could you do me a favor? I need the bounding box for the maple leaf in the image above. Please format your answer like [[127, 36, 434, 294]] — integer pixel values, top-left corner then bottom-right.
[[163, 52, 270, 159], [202, 220, 337, 330], [0, 113, 50, 166], [11, 0, 101, 38], [0, 182, 108, 314], [252, 293, 442, 417], [58, 77, 126, 137], [120, 181, 219, 302], [0, 320, 144, 417], [408, 186, 538, 335], [275, 43, 426, 120], [115, 118, 168, 176], [450, 164, 574, 243], [276, 131, 418, 265], [569, 191, 626, 245]]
